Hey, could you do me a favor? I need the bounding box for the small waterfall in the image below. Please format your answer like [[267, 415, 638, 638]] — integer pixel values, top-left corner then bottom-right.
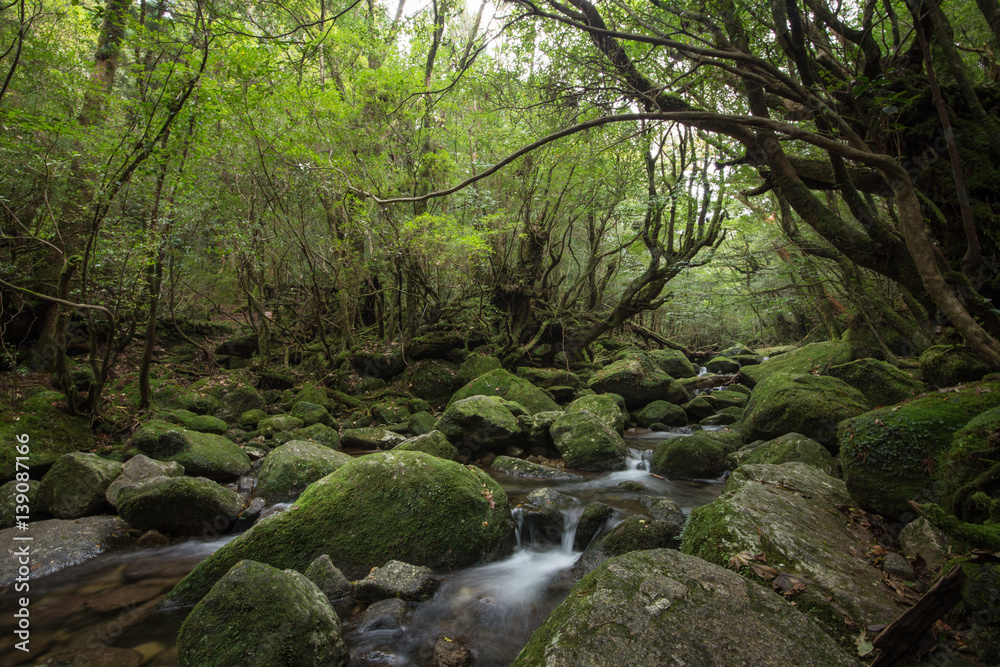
[[625, 447, 652, 472], [560, 505, 585, 554], [512, 504, 586, 555], [697, 366, 708, 376]]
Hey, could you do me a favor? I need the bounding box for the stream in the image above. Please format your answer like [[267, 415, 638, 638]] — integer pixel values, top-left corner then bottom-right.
[[0, 430, 726, 666]]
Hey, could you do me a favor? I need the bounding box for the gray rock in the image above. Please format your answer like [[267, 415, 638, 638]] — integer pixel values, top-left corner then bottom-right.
[[512, 548, 856, 666], [340, 427, 408, 451], [348, 597, 411, 633], [257, 441, 352, 501], [305, 554, 353, 602], [574, 502, 614, 550], [491, 456, 581, 480], [0, 516, 132, 586], [37, 453, 122, 519], [682, 462, 899, 642], [899, 517, 955, 571], [117, 476, 245, 536], [106, 454, 184, 509], [881, 552, 914, 581], [355, 560, 439, 602], [0, 479, 44, 528]]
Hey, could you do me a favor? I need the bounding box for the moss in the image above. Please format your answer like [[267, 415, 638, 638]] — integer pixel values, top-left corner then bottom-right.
[[394, 431, 460, 460], [568, 394, 627, 433], [289, 402, 335, 428], [826, 358, 925, 407], [632, 400, 687, 428], [839, 381, 1000, 518], [131, 422, 251, 481], [237, 409, 267, 431], [919, 345, 990, 388], [643, 349, 697, 378], [550, 411, 628, 471], [166, 451, 514, 604], [118, 476, 245, 536], [157, 409, 228, 435], [740, 434, 838, 476], [651, 432, 733, 480], [588, 354, 688, 409], [601, 516, 680, 555], [257, 441, 353, 501], [435, 395, 521, 452], [740, 340, 852, 387], [456, 354, 502, 385], [0, 392, 94, 481], [921, 503, 1000, 551], [448, 368, 558, 415]]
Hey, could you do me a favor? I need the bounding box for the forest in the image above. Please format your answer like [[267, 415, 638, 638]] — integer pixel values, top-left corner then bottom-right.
[[1, 0, 1000, 665]]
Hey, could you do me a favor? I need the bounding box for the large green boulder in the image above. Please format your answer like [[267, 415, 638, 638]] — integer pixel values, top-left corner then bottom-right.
[[288, 422, 341, 450], [566, 394, 627, 434], [152, 384, 219, 415], [214, 385, 267, 424], [105, 454, 184, 509], [704, 389, 748, 410], [682, 463, 899, 643], [738, 433, 838, 476], [838, 380, 1000, 518], [826, 358, 924, 407], [938, 407, 1000, 519], [644, 349, 697, 378], [118, 476, 245, 536], [130, 421, 251, 481], [587, 355, 688, 409], [37, 453, 122, 519], [393, 431, 460, 461], [167, 451, 513, 603], [650, 431, 737, 480], [158, 409, 228, 435], [511, 548, 855, 667], [371, 398, 412, 425], [919, 344, 991, 387], [740, 373, 868, 449], [0, 391, 93, 481], [550, 412, 628, 471], [632, 400, 687, 428], [448, 368, 558, 414], [740, 339, 852, 387], [435, 395, 523, 453], [457, 354, 503, 385], [704, 356, 740, 374], [289, 401, 335, 428], [257, 441, 353, 501], [177, 560, 349, 667]]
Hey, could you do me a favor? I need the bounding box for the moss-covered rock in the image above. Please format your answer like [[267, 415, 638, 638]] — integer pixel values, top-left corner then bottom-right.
[[838, 380, 1000, 518], [740, 373, 868, 449], [398, 360, 463, 406], [566, 394, 626, 434], [407, 410, 437, 436], [37, 453, 122, 519], [237, 408, 267, 431], [704, 389, 749, 410], [288, 422, 341, 450], [516, 366, 582, 388], [339, 427, 406, 451], [936, 405, 1000, 523], [826, 358, 925, 407], [681, 396, 716, 421], [919, 345, 991, 387], [587, 355, 688, 409], [436, 395, 523, 453], [130, 422, 251, 482], [289, 401, 335, 428], [599, 515, 682, 556], [550, 412, 628, 472], [705, 356, 740, 374], [258, 414, 305, 439], [960, 562, 1000, 663], [644, 349, 697, 378], [700, 408, 742, 426], [289, 382, 332, 410], [632, 400, 688, 428], [371, 398, 412, 425], [511, 548, 855, 667], [0, 391, 94, 481], [650, 431, 735, 480], [738, 433, 837, 476], [118, 476, 245, 536], [354, 560, 439, 602], [457, 354, 503, 385], [167, 451, 513, 603], [740, 339, 852, 388], [304, 554, 352, 602], [0, 479, 44, 528], [158, 409, 229, 435], [491, 455, 581, 480], [394, 431, 460, 460], [681, 463, 898, 643], [448, 369, 558, 415], [214, 386, 267, 424], [257, 441, 353, 501], [105, 454, 184, 509], [177, 559, 348, 667], [153, 385, 219, 415]]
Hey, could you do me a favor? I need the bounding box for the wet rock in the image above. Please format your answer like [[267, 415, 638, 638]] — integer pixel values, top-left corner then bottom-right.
[[574, 501, 615, 550], [826, 357, 924, 407], [0, 516, 132, 586], [550, 412, 628, 472], [518, 488, 577, 544], [233, 497, 266, 532], [349, 597, 411, 633], [650, 431, 736, 480], [257, 441, 352, 501], [137, 529, 172, 547], [436, 395, 523, 453], [395, 430, 460, 460], [899, 517, 955, 571], [566, 395, 626, 434], [512, 548, 856, 667], [587, 354, 688, 409], [117, 476, 245, 536], [736, 433, 838, 476], [168, 451, 513, 603], [919, 344, 991, 388], [433, 635, 474, 667], [644, 349, 697, 379], [177, 559, 348, 667], [341, 427, 407, 451], [491, 455, 581, 480], [632, 400, 687, 428], [106, 454, 184, 509], [640, 497, 686, 531], [740, 373, 869, 449], [355, 560, 439, 602], [682, 462, 899, 643], [448, 368, 559, 415], [305, 554, 353, 602], [129, 421, 251, 481], [37, 453, 122, 519], [705, 355, 740, 374], [0, 479, 44, 528]]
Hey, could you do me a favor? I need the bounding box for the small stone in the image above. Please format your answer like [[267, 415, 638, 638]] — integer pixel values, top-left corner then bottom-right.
[[136, 529, 171, 547], [348, 597, 411, 633], [354, 560, 439, 602], [433, 635, 474, 667], [305, 554, 353, 602], [881, 552, 914, 581], [899, 517, 954, 571]]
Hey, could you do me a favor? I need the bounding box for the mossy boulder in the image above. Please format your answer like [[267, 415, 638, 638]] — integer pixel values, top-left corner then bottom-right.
[[177, 559, 348, 667], [435, 395, 523, 453], [118, 476, 245, 536], [237, 408, 267, 431], [214, 386, 267, 424], [0, 479, 44, 528], [152, 385, 219, 415], [37, 453, 122, 519], [289, 382, 332, 410], [738, 433, 837, 476], [448, 368, 558, 415], [826, 357, 924, 407], [396, 359, 463, 407], [167, 451, 513, 603], [258, 414, 305, 438], [700, 408, 743, 426], [704, 356, 740, 374], [587, 355, 688, 409], [567, 394, 627, 434], [130, 421, 251, 481], [159, 409, 229, 435], [550, 412, 628, 472], [516, 367, 582, 388], [394, 431, 460, 460], [457, 354, 503, 384], [408, 410, 437, 436], [371, 398, 412, 425], [288, 422, 341, 450], [740, 339, 852, 388], [289, 401, 335, 428], [599, 515, 682, 556], [491, 456, 581, 480], [919, 344, 991, 387], [511, 548, 855, 667], [681, 396, 716, 421], [339, 427, 407, 451], [650, 431, 736, 480], [257, 442, 353, 501], [0, 391, 94, 481], [681, 463, 899, 642], [704, 389, 749, 410], [644, 349, 697, 378], [936, 406, 1000, 523], [105, 454, 184, 509], [740, 373, 869, 449], [838, 380, 1000, 518], [632, 400, 688, 428]]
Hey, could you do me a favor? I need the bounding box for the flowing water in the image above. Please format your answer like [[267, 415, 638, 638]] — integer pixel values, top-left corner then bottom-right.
[[0, 431, 726, 666]]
